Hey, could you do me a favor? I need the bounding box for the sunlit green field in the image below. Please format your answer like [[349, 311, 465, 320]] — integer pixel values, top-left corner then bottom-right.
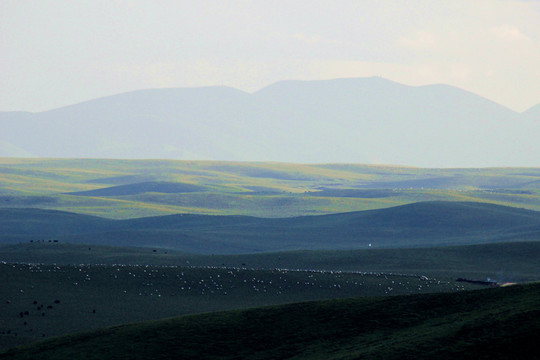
[[1, 158, 539, 218]]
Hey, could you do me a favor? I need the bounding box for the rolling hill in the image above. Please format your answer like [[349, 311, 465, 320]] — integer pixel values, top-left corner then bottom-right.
[[1, 77, 538, 167], [66, 181, 204, 196], [2, 158, 540, 219], [2, 201, 540, 253], [2, 282, 538, 359], [522, 103, 540, 121]]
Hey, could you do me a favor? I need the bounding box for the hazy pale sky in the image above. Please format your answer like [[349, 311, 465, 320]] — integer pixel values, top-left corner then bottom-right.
[[1, 0, 539, 112]]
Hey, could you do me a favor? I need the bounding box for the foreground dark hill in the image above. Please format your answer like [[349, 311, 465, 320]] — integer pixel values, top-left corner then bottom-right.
[[1, 202, 540, 253], [2, 77, 538, 167], [1, 262, 479, 351], [3, 283, 538, 360]]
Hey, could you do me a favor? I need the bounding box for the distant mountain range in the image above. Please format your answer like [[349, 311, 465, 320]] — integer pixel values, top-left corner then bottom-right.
[[1, 77, 538, 167], [2, 201, 539, 254]]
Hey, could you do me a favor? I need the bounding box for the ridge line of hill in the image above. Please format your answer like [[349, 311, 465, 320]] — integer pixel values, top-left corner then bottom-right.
[[1, 201, 540, 254]]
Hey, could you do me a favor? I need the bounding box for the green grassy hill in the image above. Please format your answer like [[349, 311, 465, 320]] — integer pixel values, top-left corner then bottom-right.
[[2, 159, 539, 358], [2, 282, 538, 359], [2, 201, 540, 253], [1, 158, 539, 219], [66, 181, 204, 196]]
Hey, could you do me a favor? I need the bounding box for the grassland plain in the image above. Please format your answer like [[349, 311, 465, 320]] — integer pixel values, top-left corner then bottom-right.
[[2, 158, 540, 357], [2, 241, 539, 282], [1, 282, 538, 360], [0, 262, 481, 351], [1, 158, 539, 218]]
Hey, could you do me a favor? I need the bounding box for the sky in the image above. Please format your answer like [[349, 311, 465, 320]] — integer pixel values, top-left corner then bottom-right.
[[1, 0, 539, 113]]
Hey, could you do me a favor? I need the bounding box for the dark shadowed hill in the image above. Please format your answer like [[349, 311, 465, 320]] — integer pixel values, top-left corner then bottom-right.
[[1, 201, 539, 253], [67, 181, 204, 196], [1, 78, 538, 167], [2, 283, 539, 360], [0, 208, 114, 237]]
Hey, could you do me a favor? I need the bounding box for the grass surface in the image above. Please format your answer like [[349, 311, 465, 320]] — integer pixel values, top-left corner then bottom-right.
[[2, 282, 538, 359], [0, 262, 479, 351], [1, 158, 539, 218], [2, 202, 540, 253], [2, 241, 540, 282]]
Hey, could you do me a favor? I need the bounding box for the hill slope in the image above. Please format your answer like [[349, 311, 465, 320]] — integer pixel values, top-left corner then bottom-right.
[[66, 181, 204, 196], [2, 158, 540, 219], [1, 77, 537, 167], [2, 241, 540, 282], [1, 201, 540, 253], [2, 283, 539, 360], [0, 261, 482, 351]]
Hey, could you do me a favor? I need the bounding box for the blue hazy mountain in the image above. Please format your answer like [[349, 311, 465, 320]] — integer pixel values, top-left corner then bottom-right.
[[0, 77, 537, 167], [522, 103, 540, 121]]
